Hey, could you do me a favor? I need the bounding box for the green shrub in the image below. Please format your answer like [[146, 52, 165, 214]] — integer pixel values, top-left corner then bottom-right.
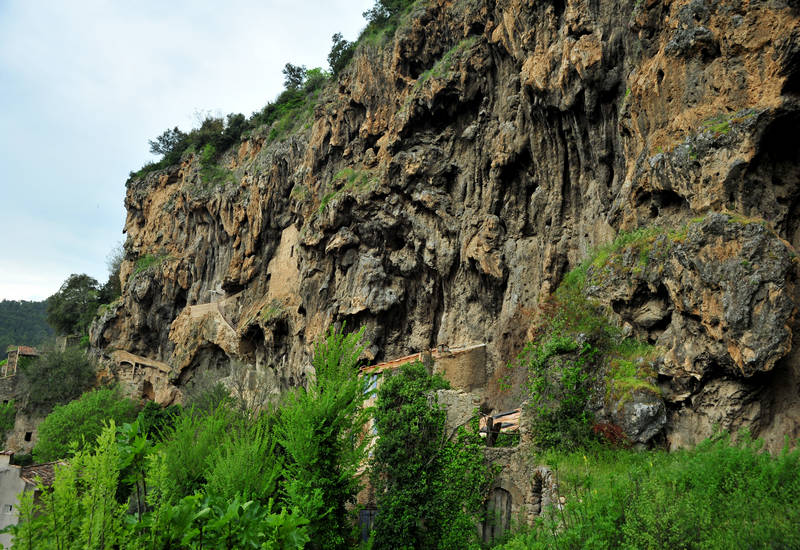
[[17, 346, 96, 412], [495, 433, 800, 549], [371, 361, 492, 549], [0, 400, 15, 441], [33, 387, 138, 461], [277, 325, 371, 550], [156, 404, 234, 502], [205, 415, 282, 504], [136, 400, 181, 442], [518, 335, 598, 451]]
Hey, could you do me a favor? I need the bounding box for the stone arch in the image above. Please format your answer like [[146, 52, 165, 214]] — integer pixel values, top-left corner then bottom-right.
[[142, 380, 155, 401]]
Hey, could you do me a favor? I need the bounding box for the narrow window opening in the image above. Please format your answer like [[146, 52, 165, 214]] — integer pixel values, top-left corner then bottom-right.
[[24, 432, 32, 442]]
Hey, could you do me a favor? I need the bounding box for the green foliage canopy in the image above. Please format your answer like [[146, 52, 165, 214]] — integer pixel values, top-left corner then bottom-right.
[[45, 273, 101, 336], [371, 361, 492, 549], [17, 346, 95, 412], [33, 387, 138, 462], [0, 299, 52, 353], [277, 325, 371, 550]]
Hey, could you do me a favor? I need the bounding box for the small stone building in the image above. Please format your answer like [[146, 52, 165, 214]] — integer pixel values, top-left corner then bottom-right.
[[0, 451, 61, 548], [2, 346, 39, 378], [355, 343, 555, 544]]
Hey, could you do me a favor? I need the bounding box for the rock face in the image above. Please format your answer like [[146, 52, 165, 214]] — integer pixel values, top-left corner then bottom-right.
[[587, 214, 798, 447], [92, 0, 800, 449]]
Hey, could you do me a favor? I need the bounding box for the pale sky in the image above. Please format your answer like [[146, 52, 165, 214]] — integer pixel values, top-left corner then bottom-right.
[[0, 0, 373, 300]]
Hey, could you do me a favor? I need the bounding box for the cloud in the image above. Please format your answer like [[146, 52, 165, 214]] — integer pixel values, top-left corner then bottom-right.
[[0, 0, 374, 300]]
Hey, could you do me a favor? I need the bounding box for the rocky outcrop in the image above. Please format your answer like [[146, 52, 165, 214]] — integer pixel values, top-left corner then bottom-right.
[[92, 0, 800, 449], [586, 214, 798, 447]]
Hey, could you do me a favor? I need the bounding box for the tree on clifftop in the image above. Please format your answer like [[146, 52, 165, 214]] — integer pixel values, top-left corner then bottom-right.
[[46, 273, 100, 336]]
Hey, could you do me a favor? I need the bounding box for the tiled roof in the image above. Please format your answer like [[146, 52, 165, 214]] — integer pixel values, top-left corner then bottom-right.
[[20, 462, 65, 486]]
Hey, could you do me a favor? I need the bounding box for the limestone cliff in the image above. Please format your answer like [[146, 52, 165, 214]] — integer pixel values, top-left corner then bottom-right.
[[91, 0, 800, 450]]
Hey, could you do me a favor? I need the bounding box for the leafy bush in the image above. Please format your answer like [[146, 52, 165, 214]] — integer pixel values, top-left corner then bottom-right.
[[277, 325, 371, 550], [17, 346, 96, 412], [494, 433, 800, 549], [156, 404, 234, 503], [205, 415, 282, 504], [518, 335, 598, 450], [45, 273, 102, 336], [136, 400, 181, 441], [371, 361, 492, 549], [10, 421, 311, 549], [33, 387, 138, 461]]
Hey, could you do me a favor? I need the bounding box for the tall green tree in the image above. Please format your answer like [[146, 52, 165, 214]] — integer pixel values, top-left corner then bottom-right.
[[371, 362, 492, 549], [277, 326, 372, 550], [46, 274, 101, 336]]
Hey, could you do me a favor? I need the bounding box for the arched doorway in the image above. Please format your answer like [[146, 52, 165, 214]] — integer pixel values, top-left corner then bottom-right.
[[482, 487, 512, 543]]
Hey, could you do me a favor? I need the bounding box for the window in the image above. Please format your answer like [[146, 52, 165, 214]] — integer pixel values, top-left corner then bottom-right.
[[24, 432, 32, 442], [3, 504, 12, 513]]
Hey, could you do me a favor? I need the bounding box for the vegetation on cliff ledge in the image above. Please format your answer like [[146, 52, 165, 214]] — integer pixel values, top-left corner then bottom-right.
[[127, 0, 420, 184], [510, 227, 675, 451]]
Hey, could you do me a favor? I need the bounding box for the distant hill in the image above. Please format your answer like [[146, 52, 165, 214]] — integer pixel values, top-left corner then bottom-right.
[[0, 300, 53, 353]]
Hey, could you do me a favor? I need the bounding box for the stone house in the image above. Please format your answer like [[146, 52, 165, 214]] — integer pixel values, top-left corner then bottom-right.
[[0, 347, 44, 454], [2, 346, 39, 378], [355, 343, 554, 544], [0, 451, 61, 548]]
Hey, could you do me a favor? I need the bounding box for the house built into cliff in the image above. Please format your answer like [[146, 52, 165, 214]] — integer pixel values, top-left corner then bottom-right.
[[356, 343, 549, 543]]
